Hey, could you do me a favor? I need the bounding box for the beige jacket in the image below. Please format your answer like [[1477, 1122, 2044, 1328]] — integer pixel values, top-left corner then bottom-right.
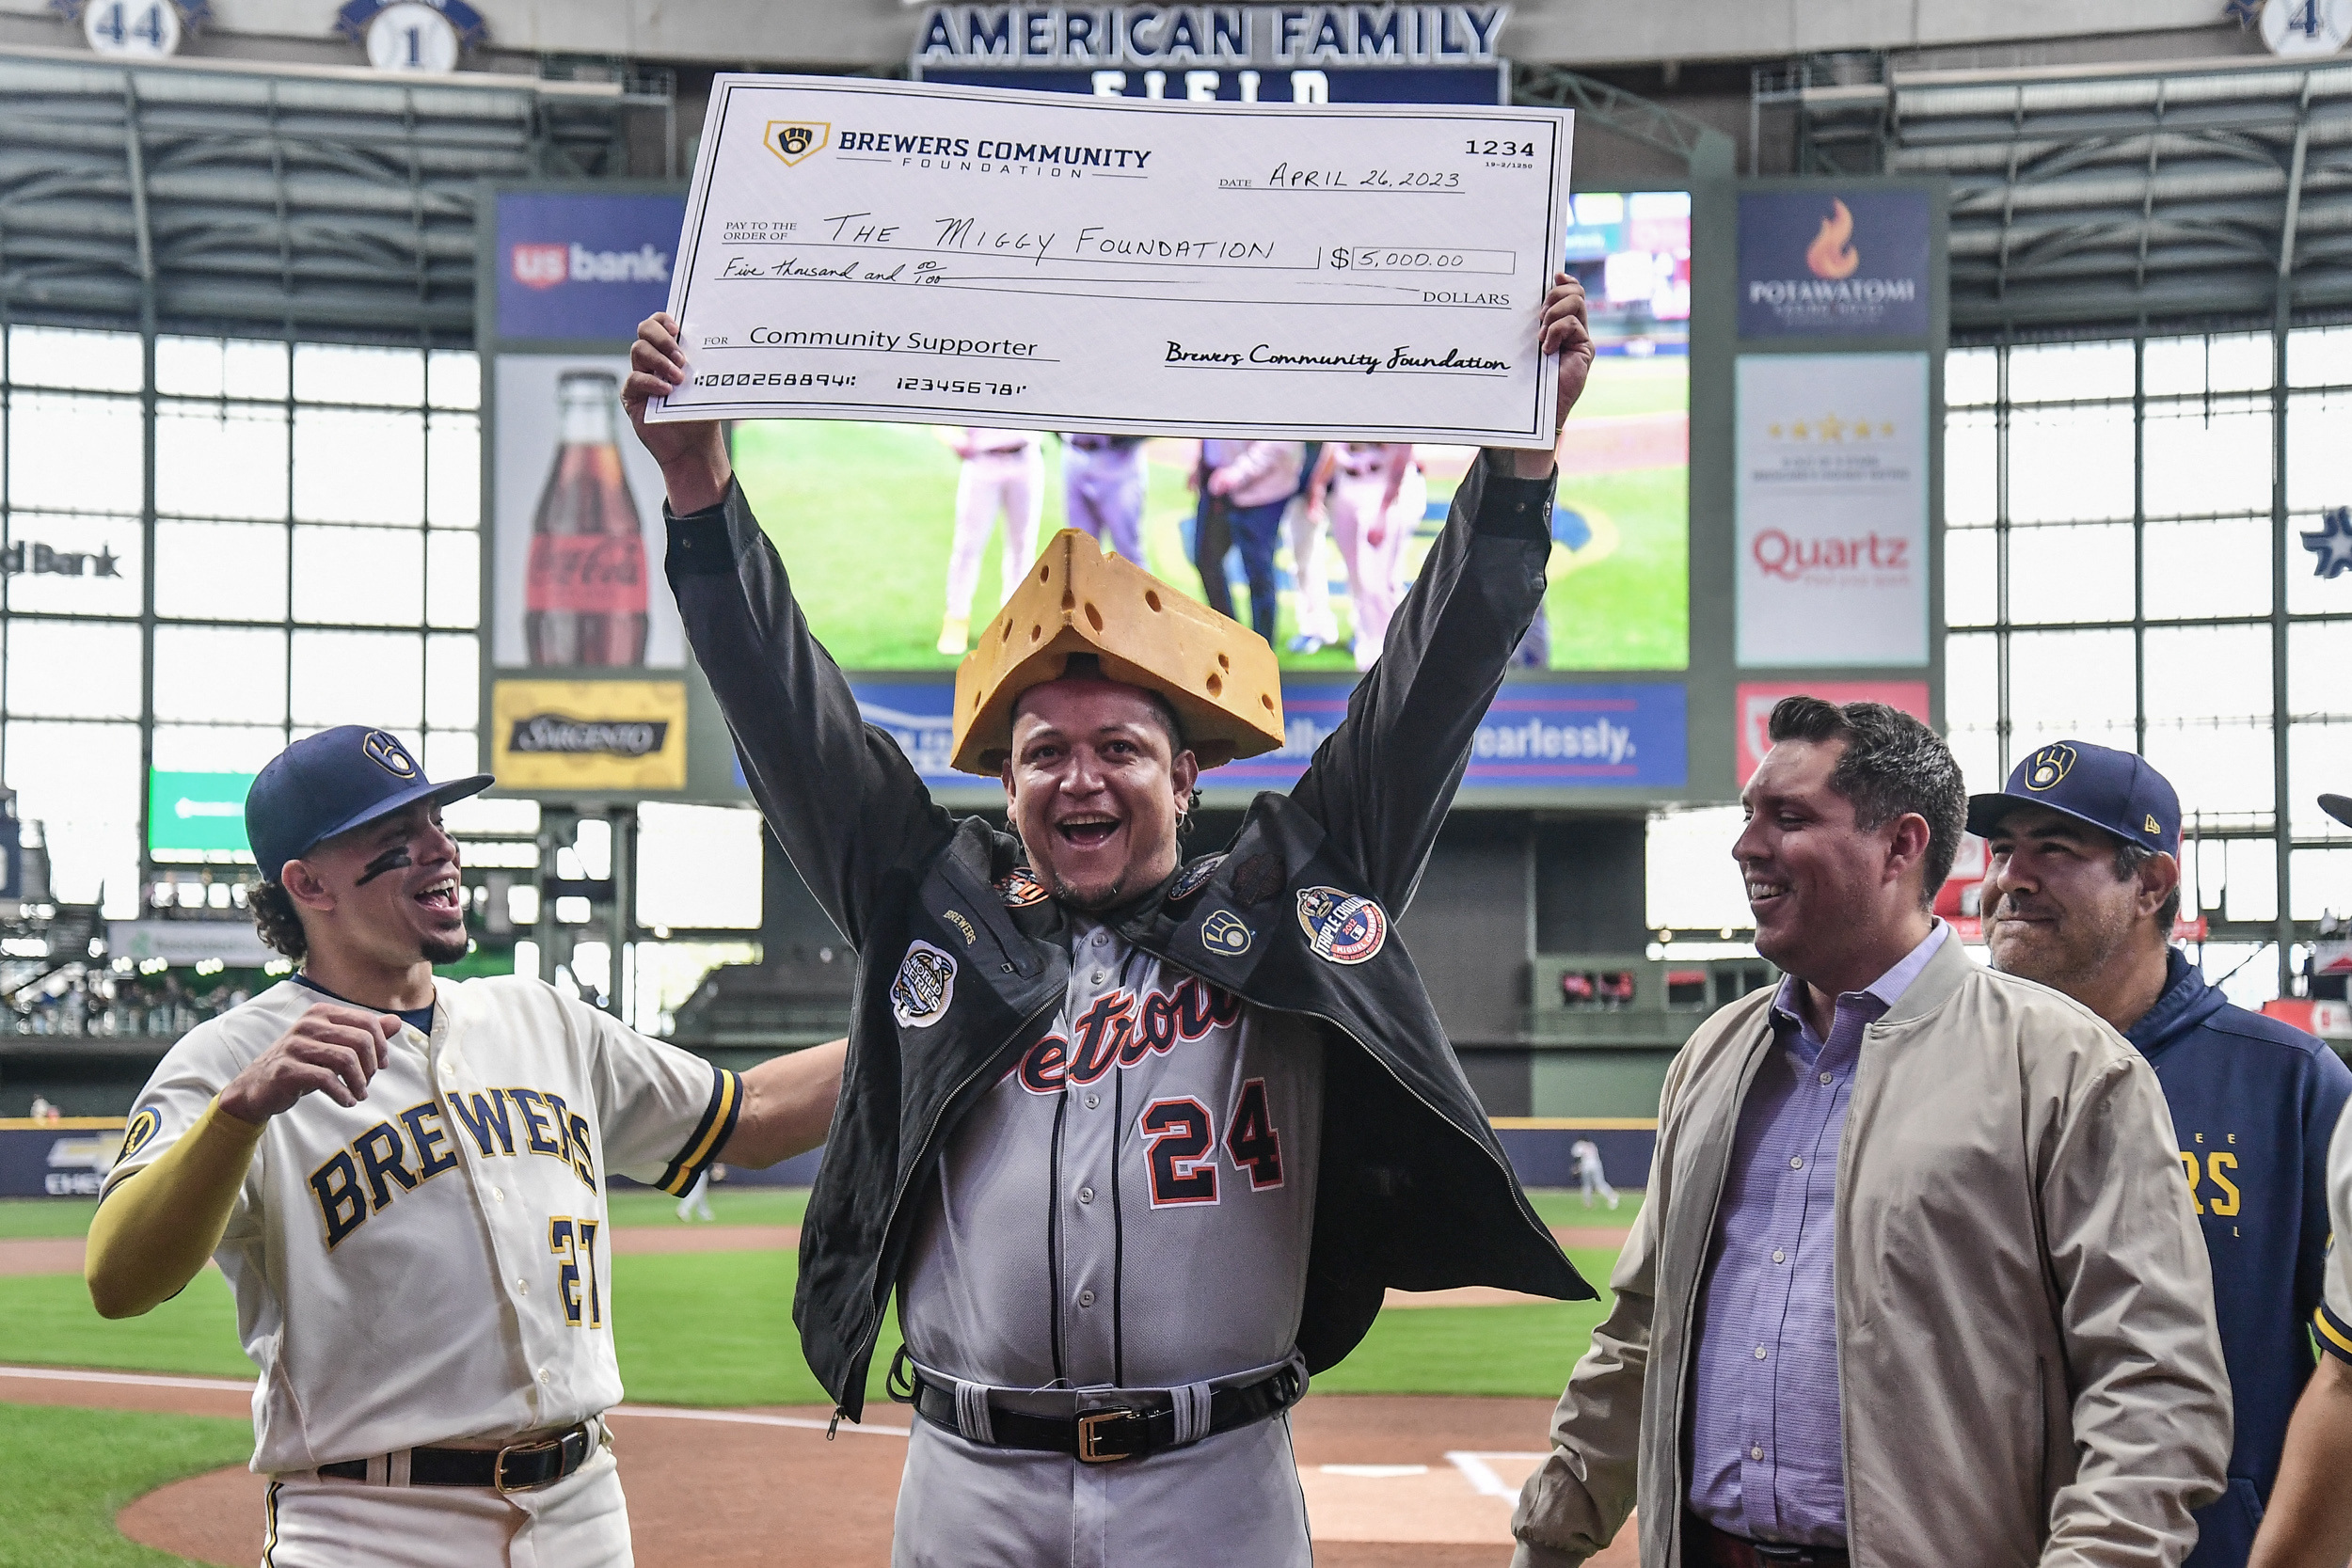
[[1512, 936, 2230, 1568]]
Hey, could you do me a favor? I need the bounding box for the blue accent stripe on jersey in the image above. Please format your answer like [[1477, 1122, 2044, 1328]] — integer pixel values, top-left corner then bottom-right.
[[2317, 1304, 2352, 1366], [658, 1068, 743, 1196]]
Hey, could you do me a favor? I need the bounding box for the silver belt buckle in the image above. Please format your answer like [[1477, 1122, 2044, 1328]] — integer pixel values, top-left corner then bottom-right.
[[1074, 1408, 1143, 1465]]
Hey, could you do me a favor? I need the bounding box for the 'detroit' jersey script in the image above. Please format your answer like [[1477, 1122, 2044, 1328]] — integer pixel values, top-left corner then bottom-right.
[[106, 975, 739, 1474]]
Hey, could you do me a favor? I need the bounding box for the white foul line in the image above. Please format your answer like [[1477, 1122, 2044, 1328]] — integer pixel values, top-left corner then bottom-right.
[[0, 1364, 258, 1393], [1445, 1450, 1550, 1501]]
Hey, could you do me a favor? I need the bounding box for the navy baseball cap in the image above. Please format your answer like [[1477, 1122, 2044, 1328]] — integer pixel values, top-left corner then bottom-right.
[[246, 727, 492, 882], [1966, 740, 2181, 856]]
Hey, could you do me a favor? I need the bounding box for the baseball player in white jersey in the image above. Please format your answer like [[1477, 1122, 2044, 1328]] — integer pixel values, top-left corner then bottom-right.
[[936, 426, 1045, 657], [1301, 442, 1427, 671], [626, 274, 1598, 1568], [84, 724, 845, 1568]]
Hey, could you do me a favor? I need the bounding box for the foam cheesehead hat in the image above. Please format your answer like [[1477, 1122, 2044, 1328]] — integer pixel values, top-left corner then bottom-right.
[[950, 529, 1285, 775], [246, 725, 494, 882], [1964, 738, 2181, 856]]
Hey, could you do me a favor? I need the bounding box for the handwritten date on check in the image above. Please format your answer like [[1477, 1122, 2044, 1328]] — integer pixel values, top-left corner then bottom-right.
[[646, 76, 1572, 447]]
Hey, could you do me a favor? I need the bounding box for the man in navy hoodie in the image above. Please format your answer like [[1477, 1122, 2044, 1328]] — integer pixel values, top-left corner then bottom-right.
[[1974, 743, 2351, 1565]]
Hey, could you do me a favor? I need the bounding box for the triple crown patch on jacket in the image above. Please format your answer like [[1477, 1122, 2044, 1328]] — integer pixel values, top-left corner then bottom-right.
[[892, 941, 958, 1028], [1295, 886, 1388, 965]]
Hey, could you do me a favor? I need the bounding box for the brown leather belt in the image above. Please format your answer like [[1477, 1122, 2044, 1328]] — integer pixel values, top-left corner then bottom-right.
[[1684, 1513, 1850, 1568], [315, 1420, 597, 1492]]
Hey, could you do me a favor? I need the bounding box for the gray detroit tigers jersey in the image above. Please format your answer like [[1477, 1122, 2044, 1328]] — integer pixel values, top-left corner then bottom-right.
[[894, 920, 1325, 1565]]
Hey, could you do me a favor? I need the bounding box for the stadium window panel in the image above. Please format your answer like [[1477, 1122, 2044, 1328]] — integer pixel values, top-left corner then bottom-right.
[[2145, 721, 2276, 820], [155, 400, 290, 521], [423, 633, 478, 729], [2142, 517, 2271, 621], [2140, 401, 2272, 521], [1944, 527, 1997, 629], [155, 519, 289, 624], [291, 525, 424, 626], [2142, 337, 2212, 397], [2204, 332, 2278, 395], [426, 415, 482, 530], [2298, 847, 2352, 919], [3, 718, 142, 914], [8, 392, 143, 515], [2006, 523, 2135, 626], [292, 407, 425, 527], [1643, 805, 1752, 934], [2006, 340, 2134, 404], [2288, 623, 2352, 720], [4, 512, 143, 619], [2286, 391, 2352, 514], [2, 620, 142, 720], [151, 723, 285, 773], [292, 342, 425, 407], [1946, 347, 1999, 408], [152, 626, 288, 724], [2219, 837, 2280, 922], [7, 325, 141, 394], [1948, 724, 2001, 798], [2289, 325, 2352, 388], [636, 803, 765, 930], [2007, 405, 2134, 526], [2143, 624, 2273, 725], [289, 629, 422, 729], [2009, 628, 2136, 731], [444, 796, 538, 835], [1944, 630, 1999, 731], [427, 351, 480, 411], [422, 728, 481, 783], [2289, 721, 2352, 837], [425, 531, 480, 628], [1944, 410, 1999, 528], [154, 335, 291, 401]]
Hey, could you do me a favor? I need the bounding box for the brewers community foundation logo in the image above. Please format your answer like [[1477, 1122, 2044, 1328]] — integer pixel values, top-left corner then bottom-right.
[[892, 940, 958, 1028], [766, 120, 831, 166], [2026, 744, 2077, 791], [1296, 886, 1387, 965]]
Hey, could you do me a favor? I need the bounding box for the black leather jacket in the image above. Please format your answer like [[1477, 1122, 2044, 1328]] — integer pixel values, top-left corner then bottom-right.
[[666, 452, 1594, 1422]]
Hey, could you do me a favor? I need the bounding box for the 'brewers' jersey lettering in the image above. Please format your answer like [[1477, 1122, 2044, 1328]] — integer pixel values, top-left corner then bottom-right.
[[310, 1150, 366, 1247], [400, 1102, 459, 1181], [355, 1120, 420, 1212], [2183, 1147, 2243, 1218], [512, 1087, 564, 1157], [447, 1089, 516, 1156]]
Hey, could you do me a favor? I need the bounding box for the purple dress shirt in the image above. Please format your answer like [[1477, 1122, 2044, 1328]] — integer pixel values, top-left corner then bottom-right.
[[1687, 922, 1949, 1545]]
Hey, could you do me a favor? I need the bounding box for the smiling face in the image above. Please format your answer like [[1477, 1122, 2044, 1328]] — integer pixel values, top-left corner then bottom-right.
[[1983, 801, 2170, 990], [1001, 678, 1200, 913], [1733, 736, 1930, 991], [281, 800, 469, 970]]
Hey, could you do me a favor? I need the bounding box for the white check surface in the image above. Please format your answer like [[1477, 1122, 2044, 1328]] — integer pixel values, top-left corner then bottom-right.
[[648, 76, 1572, 446]]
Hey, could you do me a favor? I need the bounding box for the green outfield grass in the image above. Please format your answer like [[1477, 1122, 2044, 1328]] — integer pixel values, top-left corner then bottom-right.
[[1544, 465, 1690, 670], [0, 1189, 1634, 1408], [0, 1402, 254, 1568], [0, 1196, 99, 1238], [1568, 356, 1689, 420]]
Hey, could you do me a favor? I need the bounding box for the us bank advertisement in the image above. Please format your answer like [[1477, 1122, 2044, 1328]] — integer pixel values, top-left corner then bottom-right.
[[1734, 353, 1929, 668]]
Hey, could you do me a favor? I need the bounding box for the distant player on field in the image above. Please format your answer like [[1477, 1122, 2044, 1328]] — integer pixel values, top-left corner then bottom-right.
[[937, 426, 1045, 657], [84, 725, 846, 1567]]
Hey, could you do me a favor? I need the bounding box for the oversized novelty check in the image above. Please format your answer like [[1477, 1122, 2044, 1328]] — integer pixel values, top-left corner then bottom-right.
[[648, 76, 1572, 446]]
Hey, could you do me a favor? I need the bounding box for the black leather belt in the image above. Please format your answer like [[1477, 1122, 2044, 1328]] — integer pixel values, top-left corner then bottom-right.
[[902, 1362, 1302, 1464], [1684, 1513, 1850, 1568], [316, 1421, 596, 1493]]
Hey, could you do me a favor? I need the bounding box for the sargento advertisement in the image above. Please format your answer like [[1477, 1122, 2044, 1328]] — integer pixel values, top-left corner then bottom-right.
[[489, 679, 689, 792]]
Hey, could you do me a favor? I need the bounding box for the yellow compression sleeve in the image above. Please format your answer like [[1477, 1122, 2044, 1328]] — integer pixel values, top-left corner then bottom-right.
[[85, 1098, 263, 1320]]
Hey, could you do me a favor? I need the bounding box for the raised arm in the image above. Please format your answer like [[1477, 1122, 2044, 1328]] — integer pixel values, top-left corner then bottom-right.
[[1287, 277, 1591, 911], [625, 314, 954, 947]]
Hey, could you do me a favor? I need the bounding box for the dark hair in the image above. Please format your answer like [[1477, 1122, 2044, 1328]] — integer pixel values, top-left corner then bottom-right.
[[1767, 696, 1967, 907], [2111, 840, 2185, 931], [250, 880, 309, 960]]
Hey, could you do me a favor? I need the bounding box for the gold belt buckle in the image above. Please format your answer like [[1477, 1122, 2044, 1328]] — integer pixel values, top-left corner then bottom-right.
[[1074, 1408, 1142, 1465], [492, 1433, 567, 1494]]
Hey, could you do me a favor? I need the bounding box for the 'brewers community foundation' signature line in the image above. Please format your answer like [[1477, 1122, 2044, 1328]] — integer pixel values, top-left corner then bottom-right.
[[1166, 341, 1508, 373]]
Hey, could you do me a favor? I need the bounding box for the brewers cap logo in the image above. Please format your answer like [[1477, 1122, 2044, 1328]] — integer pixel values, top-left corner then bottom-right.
[[1296, 886, 1388, 966], [891, 940, 958, 1029], [766, 120, 831, 166], [361, 730, 418, 780], [993, 869, 1049, 909], [118, 1106, 161, 1164], [1200, 908, 1252, 956], [2025, 743, 2076, 792]]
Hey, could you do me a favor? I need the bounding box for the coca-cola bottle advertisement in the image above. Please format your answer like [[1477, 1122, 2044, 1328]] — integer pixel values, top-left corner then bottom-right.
[[493, 356, 684, 671]]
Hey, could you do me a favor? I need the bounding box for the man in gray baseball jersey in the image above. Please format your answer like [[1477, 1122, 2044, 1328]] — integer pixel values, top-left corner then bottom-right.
[[623, 274, 1597, 1567], [1059, 432, 1150, 566]]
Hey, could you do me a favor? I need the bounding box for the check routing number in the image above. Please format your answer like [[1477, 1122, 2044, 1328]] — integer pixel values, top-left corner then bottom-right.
[[647, 76, 1574, 447]]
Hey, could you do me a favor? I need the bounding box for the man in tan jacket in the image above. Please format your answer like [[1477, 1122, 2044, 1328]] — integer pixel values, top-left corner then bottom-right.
[[1512, 696, 2231, 1568]]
